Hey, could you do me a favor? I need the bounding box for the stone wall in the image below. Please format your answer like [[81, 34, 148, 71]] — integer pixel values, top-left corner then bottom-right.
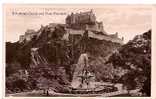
[[66, 29, 123, 44]]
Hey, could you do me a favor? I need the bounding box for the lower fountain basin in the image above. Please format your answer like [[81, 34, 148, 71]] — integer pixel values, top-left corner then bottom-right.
[[70, 85, 118, 94]]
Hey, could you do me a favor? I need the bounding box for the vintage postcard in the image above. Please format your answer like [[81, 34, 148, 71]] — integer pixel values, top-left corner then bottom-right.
[[3, 4, 153, 97]]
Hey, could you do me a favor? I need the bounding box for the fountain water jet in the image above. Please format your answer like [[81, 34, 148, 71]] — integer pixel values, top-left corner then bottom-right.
[[71, 53, 95, 90]]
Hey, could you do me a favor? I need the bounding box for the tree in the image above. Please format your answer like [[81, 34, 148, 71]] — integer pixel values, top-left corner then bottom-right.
[[107, 30, 151, 96]]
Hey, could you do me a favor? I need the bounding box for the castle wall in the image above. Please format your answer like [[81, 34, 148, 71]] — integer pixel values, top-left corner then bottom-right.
[[66, 29, 123, 44], [87, 31, 123, 44], [19, 29, 38, 42], [86, 22, 103, 32]]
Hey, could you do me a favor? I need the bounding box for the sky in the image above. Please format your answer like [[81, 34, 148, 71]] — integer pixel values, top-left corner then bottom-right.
[[4, 4, 152, 43]]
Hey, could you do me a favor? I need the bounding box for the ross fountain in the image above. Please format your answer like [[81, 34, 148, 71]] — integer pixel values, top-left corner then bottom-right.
[[71, 53, 95, 89], [70, 53, 118, 94]]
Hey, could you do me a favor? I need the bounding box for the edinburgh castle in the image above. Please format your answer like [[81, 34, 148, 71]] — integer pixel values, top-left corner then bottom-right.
[[19, 10, 123, 44]]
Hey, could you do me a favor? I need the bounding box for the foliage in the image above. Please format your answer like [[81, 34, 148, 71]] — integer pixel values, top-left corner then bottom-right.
[[107, 30, 151, 96]]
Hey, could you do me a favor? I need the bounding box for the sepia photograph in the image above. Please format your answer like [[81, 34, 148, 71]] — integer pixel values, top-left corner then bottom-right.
[[4, 4, 151, 97]]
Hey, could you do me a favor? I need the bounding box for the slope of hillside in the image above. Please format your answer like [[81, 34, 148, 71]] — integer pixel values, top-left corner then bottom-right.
[[6, 24, 122, 94]]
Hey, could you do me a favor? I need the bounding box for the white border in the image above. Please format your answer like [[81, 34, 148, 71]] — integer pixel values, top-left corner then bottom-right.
[[0, 0, 156, 4], [1, 1, 156, 99]]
